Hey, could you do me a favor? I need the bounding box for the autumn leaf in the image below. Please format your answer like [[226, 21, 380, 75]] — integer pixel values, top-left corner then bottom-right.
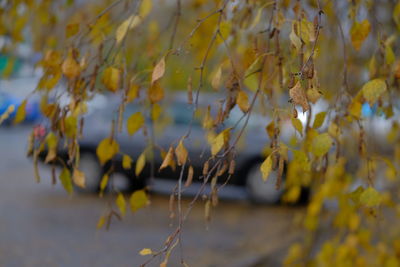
[[126, 112, 145, 135], [72, 168, 86, 188], [311, 133, 332, 157], [62, 50, 80, 79], [313, 112, 326, 129], [211, 129, 230, 156], [139, 248, 152, 256], [151, 57, 165, 84], [116, 15, 142, 45], [122, 154, 132, 169], [291, 117, 303, 136], [139, 0, 152, 18], [148, 81, 164, 103], [306, 87, 322, 104], [350, 20, 371, 51], [360, 187, 381, 207], [135, 152, 146, 176], [237, 90, 250, 113], [96, 215, 106, 229], [66, 23, 79, 38], [130, 189, 148, 212], [99, 174, 109, 196], [116, 193, 126, 217], [185, 166, 194, 187], [102, 67, 120, 93], [289, 82, 309, 112], [44, 132, 58, 163], [211, 66, 222, 90], [127, 84, 139, 102], [13, 100, 27, 124], [260, 155, 272, 181], [60, 168, 73, 194], [175, 139, 188, 166], [96, 138, 119, 165], [160, 146, 174, 171], [361, 79, 387, 105]]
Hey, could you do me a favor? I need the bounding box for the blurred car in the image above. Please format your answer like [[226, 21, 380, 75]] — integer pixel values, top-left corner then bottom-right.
[[38, 94, 313, 204]]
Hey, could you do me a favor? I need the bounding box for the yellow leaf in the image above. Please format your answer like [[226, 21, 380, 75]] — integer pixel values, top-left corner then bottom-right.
[[219, 21, 231, 40], [159, 147, 174, 171], [185, 166, 194, 187], [126, 112, 145, 135], [66, 23, 79, 38], [360, 187, 381, 207], [211, 129, 230, 156], [96, 215, 106, 229], [175, 139, 188, 166], [289, 23, 301, 51], [62, 51, 80, 79], [122, 154, 132, 169], [260, 155, 272, 181], [350, 20, 371, 51], [311, 133, 332, 157], [151, 57, 165, 84], [135, 152, 146, 176], [385, 45, 395, 65], [151, 103, 161, 121], [99, 174, 109, 196], [312, 112, 326, 129], [148, 81, 164, 103], [72, 168, 86, 188], [127, 84, 139, 102], [361, 78, 387, 105], [130, 189, 148, 212], [64, 115, 77, 138], [44, 132, 58, 163], [116, 193, 126, 216], [289, 82, 309, 112], [306, 87, 322, 104], [139, 248, 152, 256], [102, 67, 120, 93], [115, 15, 142, 44], [236, 90, 250, 113], [60, 168, 73, 194], [96, 138, 119, 165], [349, 100, 362, 119], [14, 100, 27, 124], [211, 66, 222, 90], [291, 117, 303, 135], [139, 0, 152, 18]]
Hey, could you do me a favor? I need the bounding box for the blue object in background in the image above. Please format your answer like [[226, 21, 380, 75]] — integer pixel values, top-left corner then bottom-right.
[[0, 91, 42, 125], [362, 103, 377, 118]]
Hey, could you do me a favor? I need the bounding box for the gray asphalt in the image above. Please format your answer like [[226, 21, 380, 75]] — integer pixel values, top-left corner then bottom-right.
[[0, 126, 304, 267]]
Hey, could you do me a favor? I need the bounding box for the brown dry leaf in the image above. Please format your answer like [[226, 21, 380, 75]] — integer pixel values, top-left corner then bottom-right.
[[72, 168, 86, 188], [148, 81, 164, 103], [159, 146, 174, 171], [175, 139, 188, 166], [185, 166, 194, 187], [211, 128, 231, 156], [236, 90, 250, 113], [62, 51, 80, 79], [211, 66, 222, 90], [151, 57, 165, 84], [350, 20, 371, 51], [289, 82, 309, 112]]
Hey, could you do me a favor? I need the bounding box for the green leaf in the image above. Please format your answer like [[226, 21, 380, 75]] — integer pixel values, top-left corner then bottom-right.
[[60, 168, 73, 194]]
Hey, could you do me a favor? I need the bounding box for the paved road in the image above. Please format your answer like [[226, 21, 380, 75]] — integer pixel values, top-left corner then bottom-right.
[[0, 126, 304, 267]]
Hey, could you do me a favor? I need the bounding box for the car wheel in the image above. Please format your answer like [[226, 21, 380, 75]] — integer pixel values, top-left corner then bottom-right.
[[78, 153, 102, 193], [245, 162, 285, 204]]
